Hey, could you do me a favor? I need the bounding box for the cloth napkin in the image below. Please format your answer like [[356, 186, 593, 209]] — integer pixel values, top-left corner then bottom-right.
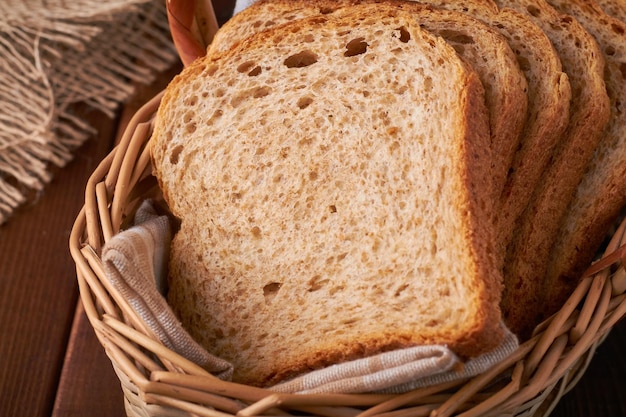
[[101, 200, 518, 394], [102, 201, 233, 380]]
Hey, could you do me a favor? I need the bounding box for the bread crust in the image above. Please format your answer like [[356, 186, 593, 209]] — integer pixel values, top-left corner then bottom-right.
[[495, 0, 610, 337], [153, 2, 503, 386], [540, 0, 626, 317]]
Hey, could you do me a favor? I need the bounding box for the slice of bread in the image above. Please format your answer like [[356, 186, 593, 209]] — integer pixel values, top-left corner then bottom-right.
[[420, 0, 572, 285], [495, 0, 610, 336], [208, 0, 529, 208], [540, 0, 626, 316], [152, 2, 503, 386], [404, 5, 529, 208], [479, 6, 571, 250]]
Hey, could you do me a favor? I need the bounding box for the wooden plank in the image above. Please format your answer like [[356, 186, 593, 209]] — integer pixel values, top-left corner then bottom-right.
[[51, 302, 125, 417], [0, 105, 117, 417]]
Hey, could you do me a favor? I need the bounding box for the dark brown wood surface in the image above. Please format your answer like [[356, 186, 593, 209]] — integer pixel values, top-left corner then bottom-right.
[[1, 2, 625, 414]]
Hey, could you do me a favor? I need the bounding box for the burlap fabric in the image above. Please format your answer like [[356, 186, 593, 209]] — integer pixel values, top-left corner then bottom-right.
[[102, 200, 519, 394], [0, 0, 178, 224]]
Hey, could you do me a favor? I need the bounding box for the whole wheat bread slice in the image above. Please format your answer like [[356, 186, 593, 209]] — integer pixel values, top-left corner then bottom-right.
[[152, 3, 503, 386], [539, 0, 626, 317], [495, 0, 610, 336], [419, 0, 572, 279], [209, 0, 529, 208]]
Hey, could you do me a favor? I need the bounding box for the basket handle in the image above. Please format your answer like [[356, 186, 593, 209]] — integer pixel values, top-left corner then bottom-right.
[[166, 0, 218, 66]]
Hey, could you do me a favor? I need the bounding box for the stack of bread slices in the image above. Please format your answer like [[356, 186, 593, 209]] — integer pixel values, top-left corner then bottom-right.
[[150, 0, 626, 387]]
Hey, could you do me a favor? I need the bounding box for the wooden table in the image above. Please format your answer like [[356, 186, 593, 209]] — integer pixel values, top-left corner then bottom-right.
[[1, 27, 626, 417]]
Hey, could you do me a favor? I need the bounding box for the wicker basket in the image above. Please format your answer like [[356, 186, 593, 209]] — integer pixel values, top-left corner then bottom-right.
[[69, 1, 626, 416]]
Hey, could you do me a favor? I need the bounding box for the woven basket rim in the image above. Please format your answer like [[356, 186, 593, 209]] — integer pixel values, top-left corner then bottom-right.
[[69, 91, 626, 417]]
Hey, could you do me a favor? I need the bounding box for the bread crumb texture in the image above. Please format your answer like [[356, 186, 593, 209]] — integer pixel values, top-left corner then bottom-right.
[[152, 3, 503, 387]]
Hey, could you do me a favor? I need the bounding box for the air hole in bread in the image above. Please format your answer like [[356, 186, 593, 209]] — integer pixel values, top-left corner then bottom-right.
[[230, 93, 245, 108], [440, 30, 474, 45], [251, 226, 262, 238], [298, 137, 313, 146], [303, 33, 315, 43], [424, 76, 433, 92], [329, 204, 337, 213], [248, 66, 262, 76], [263, 282, 282, 305], [516, 56, 531, 72], [605, 45, 616, 56], [310, 17, 328, 25], [395, 26, 411, 43], [237, 61, 257, 73], [207, 109, 223, 126], [297, 96, 314, 109], [185, 122, 197, 134], [329, 285, 345, 295], [526, 5, 541, 17], [340, 318, 359, 326], [183, 110, 195, 123], [183, 95, 198, 106], [169, 145, 183, 165], [253, 86, 271, 98], [284, 50, 319, 68], [319, 6, 334, 14], [611, 23, 625, 35], [307, 275, 330, 292], [394, 284, 409, 297], [205, 64, 218, 76], [344, 37, 368, 57], [183, 111, 197, 134]]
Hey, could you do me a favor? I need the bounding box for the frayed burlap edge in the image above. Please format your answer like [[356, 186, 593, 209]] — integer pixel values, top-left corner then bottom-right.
[[0, 0, 178, 224]]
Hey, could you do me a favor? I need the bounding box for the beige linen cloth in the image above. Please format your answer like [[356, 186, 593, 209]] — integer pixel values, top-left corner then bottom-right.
[[102, 200, 518, 394]]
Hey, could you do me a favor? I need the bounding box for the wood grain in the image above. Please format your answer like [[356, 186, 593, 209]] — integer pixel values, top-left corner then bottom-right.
[[52, 303, 125, 417], [0, 103, 117, 417]]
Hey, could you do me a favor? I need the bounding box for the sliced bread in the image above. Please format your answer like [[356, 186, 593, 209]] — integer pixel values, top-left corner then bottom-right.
[[152, 3, 502, 386], [495, 0, 610, 336], [541, 0, 626, 316], [407, 4, 529, 208], [208, 0, 528, 208], [421, 0, 572, 276]]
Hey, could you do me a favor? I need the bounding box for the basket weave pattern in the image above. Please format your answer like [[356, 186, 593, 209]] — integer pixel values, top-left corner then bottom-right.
[[69, 91, 626, 417]]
